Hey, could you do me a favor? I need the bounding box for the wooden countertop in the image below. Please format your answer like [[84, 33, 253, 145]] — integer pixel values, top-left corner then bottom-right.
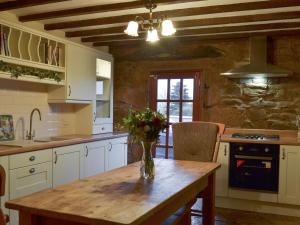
[[0, 132, 128, 156], [221, 128, 300, 145], [6, 159, 220, 225]]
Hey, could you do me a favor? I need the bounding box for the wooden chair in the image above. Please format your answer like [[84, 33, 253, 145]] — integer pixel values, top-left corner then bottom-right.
[[172, 122, 225, 218], [0, 165, 9, 225]]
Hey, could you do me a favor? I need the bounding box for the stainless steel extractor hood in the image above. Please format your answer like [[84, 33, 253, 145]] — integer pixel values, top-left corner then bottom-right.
[[221, 36, 291, 78]]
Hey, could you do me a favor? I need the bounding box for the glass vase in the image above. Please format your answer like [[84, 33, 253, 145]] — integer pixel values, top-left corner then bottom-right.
[[140, 140, 155, 179]]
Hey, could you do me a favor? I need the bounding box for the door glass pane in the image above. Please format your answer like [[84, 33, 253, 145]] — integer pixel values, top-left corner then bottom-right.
[[170, 79, 181, 100], [169, 102, 180, 123], [183, 79, 194, 100], [182, 102, 193, 122], [157, 79, 168, 100], [157, 102, 167, 116]]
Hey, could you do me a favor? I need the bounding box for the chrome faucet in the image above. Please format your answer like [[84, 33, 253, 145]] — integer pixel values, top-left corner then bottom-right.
[[26, 108, 42, 140]]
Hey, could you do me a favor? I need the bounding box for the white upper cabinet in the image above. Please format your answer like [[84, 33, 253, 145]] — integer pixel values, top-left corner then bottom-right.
[[278, 145, 300, 205], [216, 142, 229, 197], [48, 43, 101, 103], [93, 56, 114, 134]]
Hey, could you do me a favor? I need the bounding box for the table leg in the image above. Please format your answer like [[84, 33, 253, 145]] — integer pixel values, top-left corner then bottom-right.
[[202, 173, 215, 225], [19, 211, 37, 225]]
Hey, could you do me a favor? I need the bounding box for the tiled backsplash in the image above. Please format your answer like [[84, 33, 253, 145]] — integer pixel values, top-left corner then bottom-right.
[[0, 79, 76, 140]]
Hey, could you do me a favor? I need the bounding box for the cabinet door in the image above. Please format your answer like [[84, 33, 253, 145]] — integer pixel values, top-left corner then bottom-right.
[[278, 145, 300, 205], [66, 44, 96, 101], [216, 142, 229, 197], [53, 144, 84, 187], [105, 138, 127, 171], [9, 162, 52, 225], [83, 141, 106, 178]]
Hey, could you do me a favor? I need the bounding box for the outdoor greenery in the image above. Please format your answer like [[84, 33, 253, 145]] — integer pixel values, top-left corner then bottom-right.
[[170, 81, 193, 117], [0, 60, 62, 82]]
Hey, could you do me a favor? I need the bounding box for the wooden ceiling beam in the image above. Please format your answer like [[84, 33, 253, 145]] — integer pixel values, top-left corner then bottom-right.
[[83, 22, 300, 43], [0, 0, 70, 11], [66, 11, 300, 38], [94, 29, 300, 47], [45, 0, 300, 30], [19, 0, 203, 22]]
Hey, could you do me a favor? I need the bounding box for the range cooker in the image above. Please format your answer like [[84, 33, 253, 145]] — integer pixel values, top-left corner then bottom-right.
[[229, 133, 280, 192]]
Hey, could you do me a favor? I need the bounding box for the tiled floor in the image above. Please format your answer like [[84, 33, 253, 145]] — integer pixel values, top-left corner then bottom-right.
[[191, 207, 300, 225]]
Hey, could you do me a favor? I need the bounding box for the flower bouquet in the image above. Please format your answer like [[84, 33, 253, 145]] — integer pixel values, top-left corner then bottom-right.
[[123, 108, 167, 179]]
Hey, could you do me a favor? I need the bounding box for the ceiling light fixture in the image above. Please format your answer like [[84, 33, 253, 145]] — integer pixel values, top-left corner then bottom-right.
[[124, 0, 176, 43]]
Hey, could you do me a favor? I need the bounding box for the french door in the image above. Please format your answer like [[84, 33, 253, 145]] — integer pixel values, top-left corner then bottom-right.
[[149, 71, 202, 159]]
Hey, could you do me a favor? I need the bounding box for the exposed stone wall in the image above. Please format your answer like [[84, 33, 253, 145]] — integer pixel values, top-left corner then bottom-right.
[[111, 36, 300, 130]]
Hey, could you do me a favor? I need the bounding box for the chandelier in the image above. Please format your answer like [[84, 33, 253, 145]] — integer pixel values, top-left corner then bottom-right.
[[124, 0, 176, 42]]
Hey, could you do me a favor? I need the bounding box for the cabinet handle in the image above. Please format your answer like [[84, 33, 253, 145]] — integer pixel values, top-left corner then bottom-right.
[[29, 156, 36, 161], [68, 85, 72, 97], [85, 146, 89, 157], [108, 142, 112, 151], [54, 151, 58, 164], [282, 148, 286, 160], [29, 168, 35, 174], [93, 112, 96, 123], [224, 145, 227, 156]]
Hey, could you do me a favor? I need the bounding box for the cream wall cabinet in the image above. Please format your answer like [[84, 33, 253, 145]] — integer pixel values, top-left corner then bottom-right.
[[278, 145, 300, 205], [52, 144, 85, 187], [93, 55, 114, 134], [0, 19, 66, 86], [48, 43, 99, 103], [216, 142, 229, 197]]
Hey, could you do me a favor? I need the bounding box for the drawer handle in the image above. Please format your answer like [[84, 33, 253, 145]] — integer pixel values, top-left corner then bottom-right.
[[29, 168, 35, 174], [101, 127, 105, 131], [29, 156, 36, 161], [224, 145, 227, 156]]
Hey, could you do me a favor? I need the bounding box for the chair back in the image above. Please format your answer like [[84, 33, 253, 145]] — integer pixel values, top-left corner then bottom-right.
[[0, 165, 7, 225], [172, 122, 225, 162]]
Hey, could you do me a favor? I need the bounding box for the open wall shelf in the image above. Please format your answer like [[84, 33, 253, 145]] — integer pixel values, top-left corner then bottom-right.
[[0, 21, 66, 85]]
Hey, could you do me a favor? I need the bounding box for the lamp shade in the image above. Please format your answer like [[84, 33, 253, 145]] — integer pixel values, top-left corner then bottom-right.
[[124, 21, 139, 37], [146, 29, 159, 42], [161, 19, 176, 36]]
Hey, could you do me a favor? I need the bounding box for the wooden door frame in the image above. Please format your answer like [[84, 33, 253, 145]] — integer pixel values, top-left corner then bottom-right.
[[148, 70, 204, 158], [149, 70, 203, 121]]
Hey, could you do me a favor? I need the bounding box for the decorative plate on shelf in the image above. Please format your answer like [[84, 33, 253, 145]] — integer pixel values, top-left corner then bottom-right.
[[0, 115, 14, 141]]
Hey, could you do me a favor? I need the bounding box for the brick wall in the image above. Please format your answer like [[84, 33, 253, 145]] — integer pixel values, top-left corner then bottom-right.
[[111, 36, 300, 130], [0, 79, 76, 139]]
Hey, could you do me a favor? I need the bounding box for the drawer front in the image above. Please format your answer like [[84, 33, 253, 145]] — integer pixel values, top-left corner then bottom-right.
[[93, 123, 113, 134], [9, 161, 52, 199], [9, 149, 52, 169]]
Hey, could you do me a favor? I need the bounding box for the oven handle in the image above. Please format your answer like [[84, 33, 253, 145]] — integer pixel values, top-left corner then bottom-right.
[[235, 155, 273, 161]]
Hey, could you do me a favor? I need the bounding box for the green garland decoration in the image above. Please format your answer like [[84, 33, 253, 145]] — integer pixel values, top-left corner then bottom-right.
[[0, 60, 62, 82]]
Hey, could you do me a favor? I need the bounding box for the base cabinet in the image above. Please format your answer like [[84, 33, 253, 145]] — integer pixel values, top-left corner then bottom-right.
[[216, 142, 229, 197], [105, 138, 127, 171], [278, 145, 300, 205], [9, 151, 52, 225], [53, 144, 85, 187], [83, 141, 106, 178]]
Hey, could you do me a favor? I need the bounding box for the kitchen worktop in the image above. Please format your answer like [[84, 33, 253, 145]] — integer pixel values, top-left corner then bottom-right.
[[221, 128, 300, 145], [0, 132, 128, 156]]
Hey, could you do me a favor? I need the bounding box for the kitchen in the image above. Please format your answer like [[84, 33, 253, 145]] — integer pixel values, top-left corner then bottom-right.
[[0, 0, 300, 225]]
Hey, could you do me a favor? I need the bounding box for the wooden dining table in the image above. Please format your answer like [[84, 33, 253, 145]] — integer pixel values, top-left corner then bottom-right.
[[6, 159, 220, 225]]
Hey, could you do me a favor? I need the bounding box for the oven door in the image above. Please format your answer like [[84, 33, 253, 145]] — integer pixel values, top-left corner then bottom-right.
[[229, 144, 279, 192]]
